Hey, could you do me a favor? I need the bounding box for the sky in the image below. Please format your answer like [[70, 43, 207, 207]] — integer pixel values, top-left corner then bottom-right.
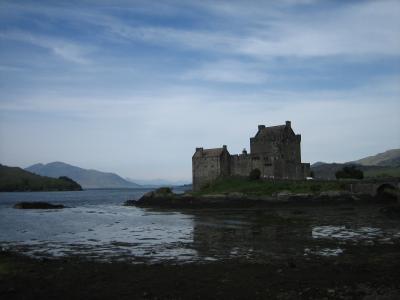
[[0, 0, 399, 182]]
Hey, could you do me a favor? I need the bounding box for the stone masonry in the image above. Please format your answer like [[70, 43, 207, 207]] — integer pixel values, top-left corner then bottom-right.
[[192, 121, 311, 191]]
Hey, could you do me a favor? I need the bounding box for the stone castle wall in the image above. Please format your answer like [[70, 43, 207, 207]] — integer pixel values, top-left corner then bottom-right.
[[192, 122, 310, 191], [192, 148, 230, 191]]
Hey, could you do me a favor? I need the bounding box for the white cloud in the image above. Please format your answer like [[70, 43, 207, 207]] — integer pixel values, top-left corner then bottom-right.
[[90, 0, 400, 58], [0, 30, 93, 64], [2, 1, 399, 60], [182, 60, 268, 84], [237, 1, 400, 58]]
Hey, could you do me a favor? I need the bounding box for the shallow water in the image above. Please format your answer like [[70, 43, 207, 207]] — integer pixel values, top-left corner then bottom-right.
[[1, 190, 399, 263]]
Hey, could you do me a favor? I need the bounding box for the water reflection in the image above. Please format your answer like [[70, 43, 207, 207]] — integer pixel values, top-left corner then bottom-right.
[[1, 194, 400, 263], [191, 210, 313, 261], [190, 207, 400, 260]]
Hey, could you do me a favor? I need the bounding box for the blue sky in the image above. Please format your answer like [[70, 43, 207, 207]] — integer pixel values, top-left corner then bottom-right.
[[0, 0, 399, 181]]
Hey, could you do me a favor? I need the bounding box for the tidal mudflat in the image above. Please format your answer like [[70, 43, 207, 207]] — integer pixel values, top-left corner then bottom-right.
[[0, 190, 399, 299]]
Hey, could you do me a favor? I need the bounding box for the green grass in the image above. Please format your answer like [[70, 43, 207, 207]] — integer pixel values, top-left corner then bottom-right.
[[364, 166, 400, 178], [193, 177, 346, 196], [0, 263, 8, 275], [0, 260, 13, 276]]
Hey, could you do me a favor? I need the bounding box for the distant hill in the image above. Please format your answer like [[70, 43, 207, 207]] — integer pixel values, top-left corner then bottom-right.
[[26, 162, 141, 189], [311, 163, 397, 180], [0, 164, 82, 192], [311, 149, 400, 179], [350, 149, 400, 167]]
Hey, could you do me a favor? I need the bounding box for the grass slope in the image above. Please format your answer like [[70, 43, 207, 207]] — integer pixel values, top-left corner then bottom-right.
[[0, 164, 82, 192], [312, 164, 400, 180], [364, 166, 400, 178], [194, 177, 346, 196]]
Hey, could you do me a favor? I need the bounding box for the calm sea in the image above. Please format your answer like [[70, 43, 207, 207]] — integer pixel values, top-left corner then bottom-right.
[[1, 189, 399, 264], [0, 188, 197, 263]]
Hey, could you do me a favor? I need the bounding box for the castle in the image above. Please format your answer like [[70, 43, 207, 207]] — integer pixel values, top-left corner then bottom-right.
[[192, 121, 310, 191]]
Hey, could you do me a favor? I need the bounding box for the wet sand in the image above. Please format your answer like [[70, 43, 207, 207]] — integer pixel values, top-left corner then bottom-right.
[[1, 244, 399, 300]]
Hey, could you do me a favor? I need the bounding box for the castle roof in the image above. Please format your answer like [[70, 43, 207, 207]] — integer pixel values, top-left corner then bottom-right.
[[193, 147, 228, 158], [255, 125, 286, 138], [254, 122, 295, 139]]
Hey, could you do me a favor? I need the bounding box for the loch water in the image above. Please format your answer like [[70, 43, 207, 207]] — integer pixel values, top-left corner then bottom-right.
[[0, 189, 399, 264]]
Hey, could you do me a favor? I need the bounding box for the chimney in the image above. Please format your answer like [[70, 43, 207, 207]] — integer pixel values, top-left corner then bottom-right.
[[258, 125, 265, 130], [242, 148, 247, 155], [222, 145, 227, 150], [195, 147, 203, 152], [285, 121, 291, 128]]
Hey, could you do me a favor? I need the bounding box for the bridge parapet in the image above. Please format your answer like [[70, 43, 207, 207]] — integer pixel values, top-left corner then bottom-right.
[[345, 178, 400, 200]]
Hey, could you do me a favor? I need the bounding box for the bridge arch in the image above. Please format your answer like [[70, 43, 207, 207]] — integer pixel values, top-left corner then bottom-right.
[[376, 183, 398, 201]]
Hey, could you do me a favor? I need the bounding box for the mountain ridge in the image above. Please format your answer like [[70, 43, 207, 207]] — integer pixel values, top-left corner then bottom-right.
[[349, 149, 400, 167], [311, 149, 400, 179], [26, 162, 141, 189]]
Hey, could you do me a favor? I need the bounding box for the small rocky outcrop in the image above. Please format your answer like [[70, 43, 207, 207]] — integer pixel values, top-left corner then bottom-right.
[[13, 202, 65, 209], [124, 187, 176, 206]]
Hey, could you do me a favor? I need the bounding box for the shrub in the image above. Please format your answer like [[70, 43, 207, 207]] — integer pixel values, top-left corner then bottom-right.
[[59, 176, 76, 183], [310, 184, 321, 192], [249, 168, 261, 180], [155, 187, 173, 194], [335, 165, 364, 180]]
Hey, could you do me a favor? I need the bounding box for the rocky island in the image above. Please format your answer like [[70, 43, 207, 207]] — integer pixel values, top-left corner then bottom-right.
[[126, 177, 399, 209], [127, 123, 398, 209]]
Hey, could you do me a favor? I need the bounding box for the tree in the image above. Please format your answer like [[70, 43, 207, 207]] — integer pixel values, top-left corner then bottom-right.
[[335, 165, 364, 180], [249, 168, 261, 180]]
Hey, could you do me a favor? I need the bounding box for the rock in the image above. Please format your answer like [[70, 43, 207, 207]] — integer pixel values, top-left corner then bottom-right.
[[277, 191, 292, 197], [13, 202, 65, 209], [143, 191, 154, 197], [320, 191, 347, 197], [154, 187, 173, 195], [123, 199, 137, 206], [202, 194, 226, 199], [327, 288, 335, 294], [227, 192, 245, 199]]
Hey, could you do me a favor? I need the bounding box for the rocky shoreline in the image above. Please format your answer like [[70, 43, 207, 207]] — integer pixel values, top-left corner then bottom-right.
[[1, 245, 399, 300], [125, 189, 382, 209]]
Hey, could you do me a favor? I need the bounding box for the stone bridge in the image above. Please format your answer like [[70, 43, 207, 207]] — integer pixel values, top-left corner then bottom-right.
[[346, 178, 400, 200]]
